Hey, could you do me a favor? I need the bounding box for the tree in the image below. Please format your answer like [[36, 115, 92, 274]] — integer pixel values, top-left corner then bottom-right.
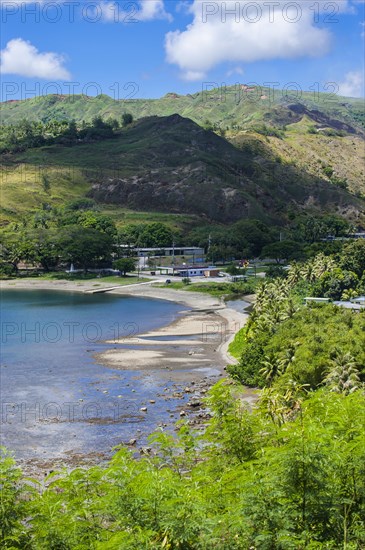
[[340, 240, 365, 278], [265, 265, 287, 279], [77, 211, 117, 238], [261, 241, 305, 263], [324, 352, 362, 394], [57, 226, 113, 271], [226, 263, 240, 276], [113, 257, 137, 276], [139, 223, 173, 248], [0, 231, 30, 273], [313, 268, 359, 300], [122, 113, 133, 127], [25, 229, 59, 272]]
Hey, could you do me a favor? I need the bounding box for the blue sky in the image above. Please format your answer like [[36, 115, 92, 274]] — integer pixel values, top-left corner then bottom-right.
[[0, 0, 364, 101]]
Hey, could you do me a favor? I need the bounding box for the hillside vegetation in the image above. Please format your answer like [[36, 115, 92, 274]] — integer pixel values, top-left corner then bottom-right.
[[1, 86, 364, 133], [1, 113, 364, 228], [2, 249, 365, 549]]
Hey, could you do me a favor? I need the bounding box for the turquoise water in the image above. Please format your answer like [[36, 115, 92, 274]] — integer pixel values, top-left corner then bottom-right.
[[0, 289, 187, 460]]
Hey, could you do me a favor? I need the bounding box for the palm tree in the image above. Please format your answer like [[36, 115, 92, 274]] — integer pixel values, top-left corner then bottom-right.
[[258, 388, 286, 426], [280, 341, 300, 370], [287, 262, 303, 286], [301, 260, 317, 284], [260, 354, 284, 385], [324, 352, 362, 394], [312, 253, 335, 278]]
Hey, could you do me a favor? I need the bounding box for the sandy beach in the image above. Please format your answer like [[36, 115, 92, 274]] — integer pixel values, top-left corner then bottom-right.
[[1, 279, 250, 372]]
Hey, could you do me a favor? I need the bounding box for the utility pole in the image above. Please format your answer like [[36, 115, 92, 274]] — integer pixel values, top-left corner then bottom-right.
[[172, 240, 175, 276], [208, 234, 212, 264]]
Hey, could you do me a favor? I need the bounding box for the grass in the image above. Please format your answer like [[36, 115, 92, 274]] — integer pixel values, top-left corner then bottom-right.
[[154, 279, 258, 299], [5, 273, 150, 285], [228, 327, 247, 360]]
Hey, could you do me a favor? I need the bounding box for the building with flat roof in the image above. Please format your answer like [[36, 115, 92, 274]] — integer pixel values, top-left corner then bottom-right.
[[176, 266, 217, 278], [127, 246, 205, 257]]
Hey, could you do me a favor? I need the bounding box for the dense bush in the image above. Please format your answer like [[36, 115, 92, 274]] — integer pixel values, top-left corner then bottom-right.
[[1, 387, 364, 548]]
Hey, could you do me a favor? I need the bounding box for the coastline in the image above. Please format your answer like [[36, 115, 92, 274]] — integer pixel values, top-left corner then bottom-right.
[[1, 278, 252, 474], [0, 279, 250, 366]]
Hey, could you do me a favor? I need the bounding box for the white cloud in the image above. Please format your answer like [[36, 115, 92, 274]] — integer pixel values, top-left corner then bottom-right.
[[226, 66, 244, 77], [165, 1, 332, 79], [181, 70, 206, 81], [139, 0, 172, 22], [338, 71, 364, 98], [0, 38, 70, 79], [100, 0, 172, 23]]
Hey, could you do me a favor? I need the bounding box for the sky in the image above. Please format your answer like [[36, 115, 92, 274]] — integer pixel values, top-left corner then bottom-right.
[[0, 0, 364, 101]]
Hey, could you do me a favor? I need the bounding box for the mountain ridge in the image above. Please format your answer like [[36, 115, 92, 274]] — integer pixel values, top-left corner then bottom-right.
[[1, 86, 364, 135]]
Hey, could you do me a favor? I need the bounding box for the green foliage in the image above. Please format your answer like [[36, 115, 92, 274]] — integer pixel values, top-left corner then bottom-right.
[[229, 253, 365, 388], [118, 222, 175, 248], [324, 351, 362, 394], [261, 240, 305, 262], [56, 225, 114, 270], [265, 264, 287, 278], [121, 112, 133, 126], [312, 268, 359, 300], [0, 116, 120, 153], [250, 123, 285, 138], [322, 164, 334, 178], [113, 257, 137, 276], [339, 239, 365, 277], [1, 389, 364, 548], [225, 263, 240, 275]]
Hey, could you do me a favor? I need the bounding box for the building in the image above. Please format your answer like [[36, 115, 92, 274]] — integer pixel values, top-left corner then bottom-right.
[[204, 268, 220, 278], [351, 296, 365, 306], [304, 297, 331, 305], [129, 246, 205, 258], [333, 301, 364, 311], [176, 266, 217, 278]]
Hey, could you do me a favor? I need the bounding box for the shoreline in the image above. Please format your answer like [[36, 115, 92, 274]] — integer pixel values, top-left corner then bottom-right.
[[0, 278, 250, 365], [1, 278, 252, 474]]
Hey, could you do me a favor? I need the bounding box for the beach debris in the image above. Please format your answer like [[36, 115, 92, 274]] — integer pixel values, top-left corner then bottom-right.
[[140, 447, 152, 455], [149, 399, 156, 404], [140, 407, 147, 412], [179, 410, 187, 417], [187, 400, 201, 408]]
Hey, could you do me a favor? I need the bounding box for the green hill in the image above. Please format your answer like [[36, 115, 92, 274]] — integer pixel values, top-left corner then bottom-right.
[[1, 86, 364, 134], [1, 114, 363, 227], [1, 86, 364, 200]]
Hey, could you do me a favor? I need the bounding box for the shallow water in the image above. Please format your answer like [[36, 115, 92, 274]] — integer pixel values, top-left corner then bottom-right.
[[0, 289, 190, 460], [226, 298, 251, 312]]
